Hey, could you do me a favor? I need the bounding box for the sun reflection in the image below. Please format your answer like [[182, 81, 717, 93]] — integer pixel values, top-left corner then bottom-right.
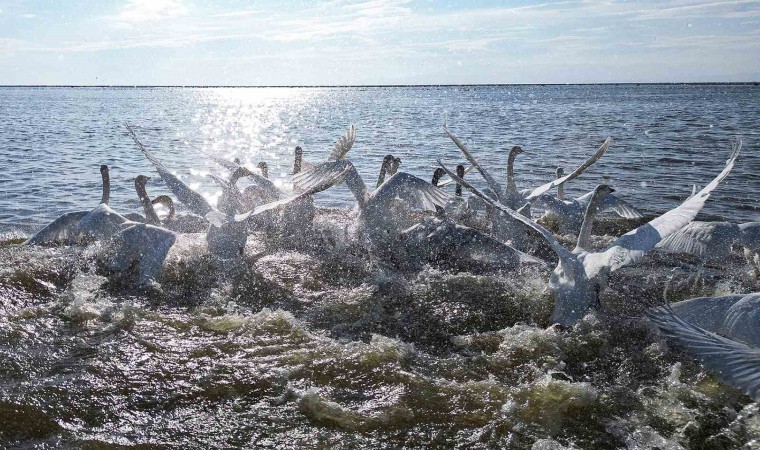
[[172, 87, 333, 210]]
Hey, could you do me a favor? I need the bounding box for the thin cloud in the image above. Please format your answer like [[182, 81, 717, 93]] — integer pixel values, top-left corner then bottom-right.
[[113, 0, 188, 23]]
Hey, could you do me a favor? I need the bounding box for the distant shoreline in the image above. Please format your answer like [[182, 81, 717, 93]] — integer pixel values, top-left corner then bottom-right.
[[0, 82, 757, 88]]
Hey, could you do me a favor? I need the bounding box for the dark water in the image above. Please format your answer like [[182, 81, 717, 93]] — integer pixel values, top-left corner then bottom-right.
[[0, 85, 758, 234], [1, 86, 760, 448]]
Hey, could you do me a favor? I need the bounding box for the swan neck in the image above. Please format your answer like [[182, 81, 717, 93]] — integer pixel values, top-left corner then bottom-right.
[[376, 161, 388, 188], [153, 195, 176, 221], [431, 171, 443, 187], [100, 167, 110, 204], [230, 167, 249, 185], [455, 165, 465, 197], [507, 148, 518, 191], [345, 167, 369, 208], [135, 180, 160, 225], [293, 147, 303, 174]]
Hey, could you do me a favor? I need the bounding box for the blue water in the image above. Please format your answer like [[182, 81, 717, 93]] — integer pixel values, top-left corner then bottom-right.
[[1, 84, 758, 232]]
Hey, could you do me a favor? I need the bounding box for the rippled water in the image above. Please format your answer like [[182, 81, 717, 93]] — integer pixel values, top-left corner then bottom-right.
[[1, 86, 760, 448], [1, 85, 758, 233]]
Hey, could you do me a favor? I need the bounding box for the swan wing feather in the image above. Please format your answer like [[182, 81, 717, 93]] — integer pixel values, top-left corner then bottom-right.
[[656, 221, 739, 258], [444, 126, 503, 200], [328, 125, 356, 161], [524, 137, 611, 200], [601, 193, 644, 219], [25, 211, 89, 245], [648, 305, 760, 402]]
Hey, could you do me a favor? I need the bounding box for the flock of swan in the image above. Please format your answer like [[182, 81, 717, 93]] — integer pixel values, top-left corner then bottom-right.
[[23, 124, 760, 402]]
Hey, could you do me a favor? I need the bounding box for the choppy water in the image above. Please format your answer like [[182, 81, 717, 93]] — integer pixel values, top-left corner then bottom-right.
[[1, 85, 760, 448]]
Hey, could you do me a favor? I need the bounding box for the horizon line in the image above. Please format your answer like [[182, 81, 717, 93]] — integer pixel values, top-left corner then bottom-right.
[[0, 82, 758, 88]]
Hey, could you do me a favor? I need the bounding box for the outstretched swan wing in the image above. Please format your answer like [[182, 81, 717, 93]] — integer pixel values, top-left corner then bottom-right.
[[523, 137, 611, 200], [328, 125, 356, 161], [444, 126, 504, 200], [591, 142, 740, 273], [25, 211, 89, 245], [126, 124, 215, 217], [601, 193, 644, 219], [648, 305, 760, 402], [656, 221, 739, 258], [376, 172, 449, 212], [234, 166, 352, 222]]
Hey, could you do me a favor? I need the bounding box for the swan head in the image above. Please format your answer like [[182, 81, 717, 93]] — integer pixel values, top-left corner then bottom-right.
[[232, 165, 254, 182], [431, 168, 446, 186], [510, 146, 523, 156], [593, 184, 615, 198], [382, 155, 394, 169], [100, 164, 109, 175], [390, 157, 402, 174], [556, 167, 565, 178], [257, 161, 269, 178], [134, 175, 151, 189], [151, 195, 175, 221]]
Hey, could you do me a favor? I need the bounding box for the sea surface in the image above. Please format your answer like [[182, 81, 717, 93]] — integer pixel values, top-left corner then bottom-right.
[[0, 85, 758, 234], [1, 85, 760, 448]]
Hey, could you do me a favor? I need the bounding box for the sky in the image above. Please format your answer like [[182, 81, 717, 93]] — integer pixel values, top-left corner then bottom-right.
[[0, 0, 758, 85]]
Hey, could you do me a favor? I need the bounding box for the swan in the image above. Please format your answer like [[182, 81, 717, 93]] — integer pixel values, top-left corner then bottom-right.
[[439, 141, 741, 327], [657, 221, 760, 265], [293, 133, 448, 249], [647, 294, 760, 401], [25, 165, 130, 245], [532, 169, 644, 233]]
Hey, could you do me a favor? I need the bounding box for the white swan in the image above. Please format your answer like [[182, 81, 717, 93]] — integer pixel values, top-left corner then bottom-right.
[[25, 165, 132, 245], [647, 294, 760, 401], [439, 141, 741, 327], [657, 221, 760, 265]]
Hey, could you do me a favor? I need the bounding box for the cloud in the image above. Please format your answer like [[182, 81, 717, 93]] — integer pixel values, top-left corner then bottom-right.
[[0, 38, 27, 57], [211, 9, 261, 19], [114, 0, 188, 23]]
